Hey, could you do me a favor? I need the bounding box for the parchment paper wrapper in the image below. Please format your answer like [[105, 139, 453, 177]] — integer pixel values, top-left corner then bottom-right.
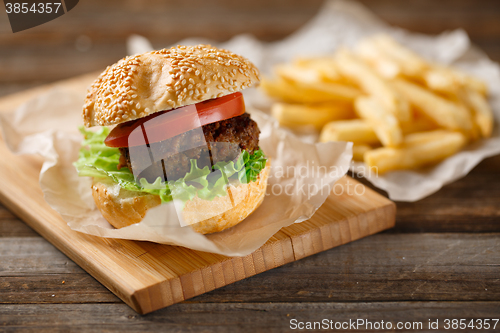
[[128, 0, 500, 201], [0, 86, 352, 256]]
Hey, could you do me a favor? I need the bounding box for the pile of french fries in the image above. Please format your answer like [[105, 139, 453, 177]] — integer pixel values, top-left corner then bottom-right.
[[261, 35, 494, 174]]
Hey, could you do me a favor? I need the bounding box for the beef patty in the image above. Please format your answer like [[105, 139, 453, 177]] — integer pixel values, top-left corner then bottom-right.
[[118, 113, 260, 182]]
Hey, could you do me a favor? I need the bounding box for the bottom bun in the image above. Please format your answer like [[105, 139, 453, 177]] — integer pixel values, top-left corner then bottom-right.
[[91, 160, 270, 234]]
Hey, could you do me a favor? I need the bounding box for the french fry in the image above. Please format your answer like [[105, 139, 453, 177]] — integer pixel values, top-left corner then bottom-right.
[[448, 90, 486, 141], [271, 102, 354, 130], [293, 80, 362, 102], [359, 35, 488, 96], [423, 66, 459, 94], [461, 88, 493, 138], [261, 76, 360, 103], [335, 49, 411, 122], [402, 130, 462, 147], [400, 113, 439, 135], [355, 38, 401, 78], [392, 78, 472, 134], [354, 96, 403, 147], [364, 130, 467, 174], [292, 57, 342, 82], [261, 77, 306, 103], [261, 33, 494, 174], [319, 119, 379, 145], [460, 73, 488, 96], [424, 65, 488, 96], [369, 35, 428, 77], [352, 144, 372, 162], [275, 63, 323, 84]]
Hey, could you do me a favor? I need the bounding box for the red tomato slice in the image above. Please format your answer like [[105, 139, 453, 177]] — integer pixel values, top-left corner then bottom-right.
[[104, 92, 245, 147]]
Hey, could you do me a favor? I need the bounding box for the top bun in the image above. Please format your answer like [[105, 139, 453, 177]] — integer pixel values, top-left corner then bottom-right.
[[83, 45, 260, 127]]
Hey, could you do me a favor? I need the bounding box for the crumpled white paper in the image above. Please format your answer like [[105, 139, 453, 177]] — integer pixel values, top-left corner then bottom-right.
[[0, 85, 352, 256], [128, 0, 500, 201]]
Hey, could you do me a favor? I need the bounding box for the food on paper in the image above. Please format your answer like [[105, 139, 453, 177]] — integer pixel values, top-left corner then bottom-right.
[[319, 119, 378, 145], [354, 96, 402, 147], [335, 49, 411, 122], [261, 34, 494, 174], [364, 130, 467, 174], [391, 79, 472, 134], [75, 45, 269, 234], [271, 102, 353, 130], [261, 77, 360, 103], [351, 144, 372, 162]]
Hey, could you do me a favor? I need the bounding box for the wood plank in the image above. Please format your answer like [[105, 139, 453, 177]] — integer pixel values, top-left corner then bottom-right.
[[2, 233, 499, 304], [0, 76, 395, 314], [1, 0, 498, 98], [358, 0, 500, 40], [1, 302, 499, 332], [193, 233, 500, 303], [2, 0, 498, 47], [0, 274, 119, 304], [0, 238, 83, 275], [358, 155, 500, 233], [0, 0, 325, 46], [0, 218, 39, 238]]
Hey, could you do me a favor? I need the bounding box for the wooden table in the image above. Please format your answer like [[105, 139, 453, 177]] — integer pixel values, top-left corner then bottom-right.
[[1, 0, 499, 331]]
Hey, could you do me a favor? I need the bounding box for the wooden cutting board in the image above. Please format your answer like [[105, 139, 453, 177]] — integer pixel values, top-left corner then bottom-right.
[[0, 73, 396, 314]]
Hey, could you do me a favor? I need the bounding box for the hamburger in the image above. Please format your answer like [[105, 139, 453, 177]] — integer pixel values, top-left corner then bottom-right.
[[74, 45, 269, 234]]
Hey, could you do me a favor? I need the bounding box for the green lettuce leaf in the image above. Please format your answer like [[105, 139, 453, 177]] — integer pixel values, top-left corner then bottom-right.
[[73, 126, 267, 204]]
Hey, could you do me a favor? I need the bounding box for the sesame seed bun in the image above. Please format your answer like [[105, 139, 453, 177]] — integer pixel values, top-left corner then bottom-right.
[[91, 160, 270, 234], [83, 44, 260, 127]]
